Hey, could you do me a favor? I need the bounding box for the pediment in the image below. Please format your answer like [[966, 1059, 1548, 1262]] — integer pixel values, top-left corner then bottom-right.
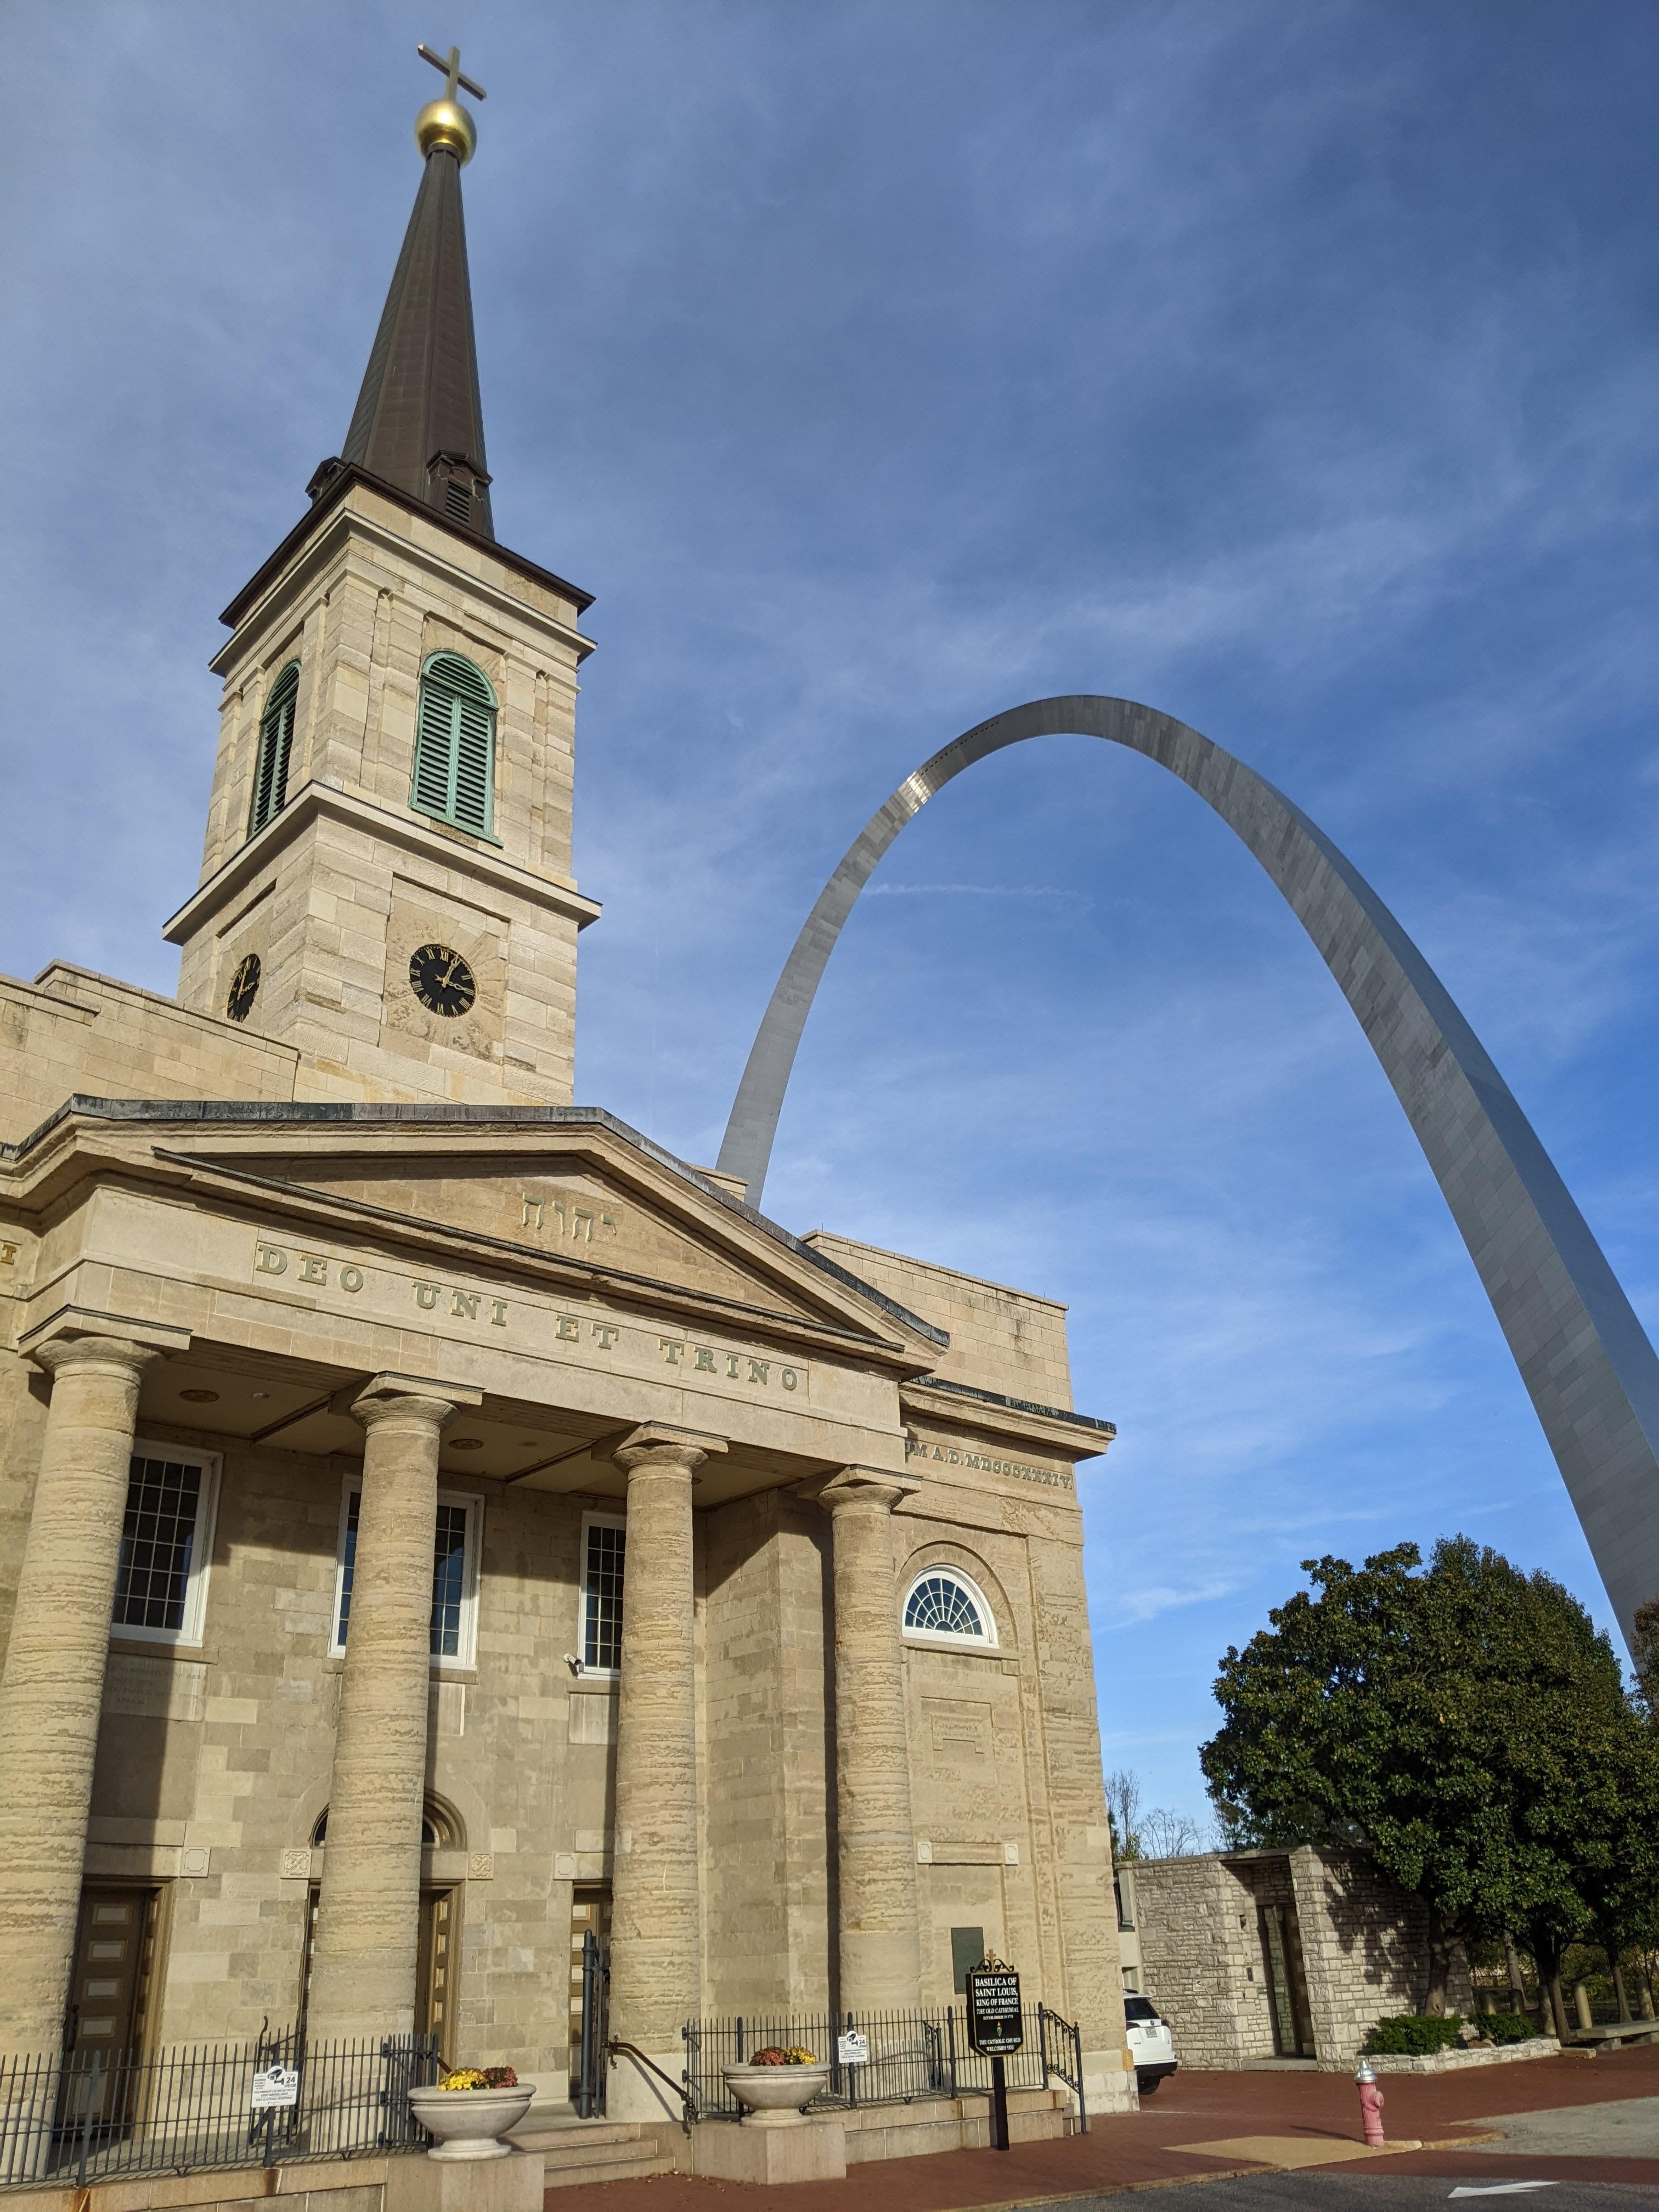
[[141, 1127, 944, 1365]]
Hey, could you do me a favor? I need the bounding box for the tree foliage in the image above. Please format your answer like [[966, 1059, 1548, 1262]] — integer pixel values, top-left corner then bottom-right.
[[1200, 1537, 1659, 2013], [1633, 1594, 1659, 1725]]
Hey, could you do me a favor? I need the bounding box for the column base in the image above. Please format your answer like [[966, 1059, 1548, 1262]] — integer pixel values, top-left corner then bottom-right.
[[606, 2047, 690, 2124], [691, 2118, 847, 2183]]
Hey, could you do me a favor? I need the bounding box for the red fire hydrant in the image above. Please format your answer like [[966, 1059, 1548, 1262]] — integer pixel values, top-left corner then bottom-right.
[[1355, 2059, 1385, 2148]]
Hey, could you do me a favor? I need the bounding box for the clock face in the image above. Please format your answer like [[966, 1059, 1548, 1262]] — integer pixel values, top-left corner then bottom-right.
[[409, 942, 477, 1018], [225, 953, 261, 1024]]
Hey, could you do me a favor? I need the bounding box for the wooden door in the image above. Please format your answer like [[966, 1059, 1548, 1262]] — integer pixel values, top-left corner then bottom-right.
[[57, 1889, 159, 2136], [64, 1889, 157, 2059], [417, 1888, 458, 2060]]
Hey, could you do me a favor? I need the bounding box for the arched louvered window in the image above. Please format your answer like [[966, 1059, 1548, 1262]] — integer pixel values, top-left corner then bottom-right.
[[903, 1567, 997, 1645], [249, 662, 299, 836], [413, 652, 496, 838]]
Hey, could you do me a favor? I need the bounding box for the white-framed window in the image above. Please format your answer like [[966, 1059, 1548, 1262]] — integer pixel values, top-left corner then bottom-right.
[[330, 1480, 482, 1667], [110, 1442, 221, 1647], [579, 1512, 626, 1675], [902, 1566, 998, 1647]]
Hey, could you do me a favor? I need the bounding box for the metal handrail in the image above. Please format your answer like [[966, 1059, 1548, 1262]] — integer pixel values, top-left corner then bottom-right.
[[605, 2042, 693, 2135]]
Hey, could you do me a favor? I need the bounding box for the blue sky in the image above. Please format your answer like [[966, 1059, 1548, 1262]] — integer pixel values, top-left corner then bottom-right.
[[4, 2, 1657, 1827]]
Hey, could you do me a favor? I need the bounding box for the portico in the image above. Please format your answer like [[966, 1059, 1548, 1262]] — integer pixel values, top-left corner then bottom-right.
[[0, 1103, 1129, 2109]]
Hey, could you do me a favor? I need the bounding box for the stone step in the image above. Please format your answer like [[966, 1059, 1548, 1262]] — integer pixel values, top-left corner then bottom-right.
[[540, 2146, 676, 2191], [509, 2116, 678, 2191], [531, 2124, 677, 2191]]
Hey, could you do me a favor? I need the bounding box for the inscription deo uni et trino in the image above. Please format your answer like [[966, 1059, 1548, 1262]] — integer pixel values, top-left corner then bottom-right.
[[251, 1242, 804, 1393], [907, 1436, 1073, 1491]]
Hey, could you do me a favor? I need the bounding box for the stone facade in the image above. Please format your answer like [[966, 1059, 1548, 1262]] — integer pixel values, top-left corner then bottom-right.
[[0, 79, 1138, 2139], [0, 967, 299, 1149], [1130, 1846, 1472, 2067], [0, 1109, 1132, 2111]]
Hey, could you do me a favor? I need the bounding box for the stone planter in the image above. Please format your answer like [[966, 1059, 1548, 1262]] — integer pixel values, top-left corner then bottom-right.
[[407, 2083, 536, 2159], [721, 2062, 833, 2126]]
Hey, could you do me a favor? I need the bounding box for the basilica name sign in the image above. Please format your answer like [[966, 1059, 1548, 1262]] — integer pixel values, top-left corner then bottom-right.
[[250, 1240, 808, 1395]]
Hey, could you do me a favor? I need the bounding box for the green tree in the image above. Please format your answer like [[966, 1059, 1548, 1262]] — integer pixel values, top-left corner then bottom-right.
[[1200, 1537, 1644, 2017], [1633, 1594, 1659, 1725]]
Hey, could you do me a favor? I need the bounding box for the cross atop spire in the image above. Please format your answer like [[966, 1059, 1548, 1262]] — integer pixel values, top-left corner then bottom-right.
[[416, 43, 487, 103]]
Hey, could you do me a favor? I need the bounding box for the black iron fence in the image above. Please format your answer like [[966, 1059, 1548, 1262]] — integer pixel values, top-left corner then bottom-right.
[[0, 2029, 441, 2189], [681, 2006, 1086, 2128]]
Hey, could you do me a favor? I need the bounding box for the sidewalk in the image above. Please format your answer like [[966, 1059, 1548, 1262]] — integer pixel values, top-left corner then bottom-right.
[[548, 2044, 1659, 2209]]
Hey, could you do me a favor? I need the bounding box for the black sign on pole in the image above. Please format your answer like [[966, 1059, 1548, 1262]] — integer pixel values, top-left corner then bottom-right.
[[965, 1963, 1022, 2153]]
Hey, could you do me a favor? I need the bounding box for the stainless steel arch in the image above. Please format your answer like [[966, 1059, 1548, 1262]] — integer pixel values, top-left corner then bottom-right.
[[716, 694, 1659, 1642]]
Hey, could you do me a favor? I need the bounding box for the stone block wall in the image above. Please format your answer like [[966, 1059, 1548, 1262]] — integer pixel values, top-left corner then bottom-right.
[[1289, 1846, 1472, 2061], [803, 1234, 1074, 1408], [0, 967, 299, 1147], [1132, 1854, 1277, 2066], [1134, 1847, 1474, 2067]]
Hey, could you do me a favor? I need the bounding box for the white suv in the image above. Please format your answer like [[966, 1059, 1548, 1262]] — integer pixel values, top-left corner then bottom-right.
[[1124, 1994, 1178, 2093]]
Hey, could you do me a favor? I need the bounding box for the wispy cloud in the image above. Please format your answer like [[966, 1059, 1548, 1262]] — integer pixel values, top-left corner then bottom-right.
[[4, 0, 1654, 1827], [865, 881, 1093, 911]]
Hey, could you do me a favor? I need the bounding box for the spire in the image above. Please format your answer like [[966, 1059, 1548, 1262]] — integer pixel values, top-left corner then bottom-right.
[[334, 46, 494, 539]]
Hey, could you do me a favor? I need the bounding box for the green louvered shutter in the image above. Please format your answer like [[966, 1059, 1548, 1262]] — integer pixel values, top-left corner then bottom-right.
[[452, 690, 494, 834], [413, 654, 495, 836], [249, 664, 299, 836]]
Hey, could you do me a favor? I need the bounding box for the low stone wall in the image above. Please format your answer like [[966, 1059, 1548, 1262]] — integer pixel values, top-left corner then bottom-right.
[[0, 2153, 394, 2212], [1320, 2035, 1561, 2074]]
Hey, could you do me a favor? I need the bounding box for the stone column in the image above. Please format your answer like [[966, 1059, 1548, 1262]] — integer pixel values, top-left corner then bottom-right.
[[606, 1424, 724, 2120], [307, 1374, 478, 2044], [0, 1335, 161, 2049], [819, 1467, 922, 2013]]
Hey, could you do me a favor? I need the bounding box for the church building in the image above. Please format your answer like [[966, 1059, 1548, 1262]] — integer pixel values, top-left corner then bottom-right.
[[0, 57, 1132, 2140]]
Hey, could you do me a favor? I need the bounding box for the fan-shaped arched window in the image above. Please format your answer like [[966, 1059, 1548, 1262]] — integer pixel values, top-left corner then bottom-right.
[[903, 1567, 997, 1646], [312, 1799, 457, 1848], [413, 652, 496, 838], [249, 662, 300, 836]]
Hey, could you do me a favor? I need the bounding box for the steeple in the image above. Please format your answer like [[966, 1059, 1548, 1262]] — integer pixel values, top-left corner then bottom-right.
[[330, 45, 495, 539]]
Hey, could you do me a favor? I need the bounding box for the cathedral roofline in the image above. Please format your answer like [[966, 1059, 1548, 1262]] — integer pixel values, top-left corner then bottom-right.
[[0, 1096, 952, 1355], [218, 458, 594, 632]]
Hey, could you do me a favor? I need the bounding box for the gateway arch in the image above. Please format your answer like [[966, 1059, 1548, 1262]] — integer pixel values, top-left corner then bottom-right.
[[717, 695, 1659, 1645]]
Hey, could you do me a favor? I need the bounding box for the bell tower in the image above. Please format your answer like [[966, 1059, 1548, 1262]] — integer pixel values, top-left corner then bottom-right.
[[166, 47, 598, 1107]]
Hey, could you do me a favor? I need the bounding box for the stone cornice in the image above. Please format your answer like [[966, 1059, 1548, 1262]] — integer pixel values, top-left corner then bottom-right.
[[162, 780, 602, 946], [216, 463, 594, 644], [0, 1100, 949, 1352], [900, 1375, 1115, 1460], [0, 1124, 947, 1378]]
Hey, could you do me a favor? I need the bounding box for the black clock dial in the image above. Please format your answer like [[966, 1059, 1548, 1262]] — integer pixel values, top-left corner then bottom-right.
[[225, 953, 261, 1023], [409, 942, 477, 1018]]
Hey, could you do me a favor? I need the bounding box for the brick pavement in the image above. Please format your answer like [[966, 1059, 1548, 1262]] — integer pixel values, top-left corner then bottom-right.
[[549, 2045, 1659, 2210]]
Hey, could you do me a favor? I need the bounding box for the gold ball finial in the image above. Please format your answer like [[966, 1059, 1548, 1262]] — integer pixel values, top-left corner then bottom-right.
[[416, 98, 476, 163]]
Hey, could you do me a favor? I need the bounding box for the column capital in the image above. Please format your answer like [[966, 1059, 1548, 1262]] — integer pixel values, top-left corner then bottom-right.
[[28, 1333, 167, 1387], [816, 1465, 920, 1517], [612, 1422, 727, 1480], [351, 1371, 483, 1434]]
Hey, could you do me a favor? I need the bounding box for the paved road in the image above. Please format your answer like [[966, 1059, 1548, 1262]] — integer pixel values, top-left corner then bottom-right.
[[1042, 2179, 1646, 2208], [1466, 2097, 1659, 2158]]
